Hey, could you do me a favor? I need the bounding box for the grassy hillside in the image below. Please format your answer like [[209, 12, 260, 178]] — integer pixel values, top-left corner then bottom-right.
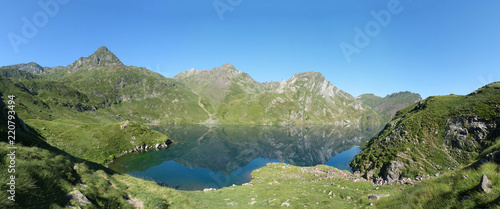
[[176, 68, 391, 127], [27, 119, 171, 164], [351, 82, 500, 181], [358, 91, 422, 122]]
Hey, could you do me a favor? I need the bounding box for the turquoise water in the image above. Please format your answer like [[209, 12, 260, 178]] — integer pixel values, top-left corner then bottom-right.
[[108, 125, 375, 190]]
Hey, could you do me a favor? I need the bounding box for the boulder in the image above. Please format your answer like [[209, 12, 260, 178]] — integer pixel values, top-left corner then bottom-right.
[[66, 189, 92, 206], [479, 174, 492, 193], [382, 160, 404, 182]]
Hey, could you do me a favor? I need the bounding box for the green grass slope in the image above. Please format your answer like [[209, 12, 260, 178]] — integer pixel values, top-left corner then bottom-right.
[[351, 82, 500, 181], [358, 91, 422, 122]]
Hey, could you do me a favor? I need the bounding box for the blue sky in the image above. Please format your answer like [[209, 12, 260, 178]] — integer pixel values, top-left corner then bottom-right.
[[1, 0, 499, 98]]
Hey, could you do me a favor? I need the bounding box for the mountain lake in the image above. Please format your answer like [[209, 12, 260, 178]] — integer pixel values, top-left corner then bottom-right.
[[108, 124, 377, 190]]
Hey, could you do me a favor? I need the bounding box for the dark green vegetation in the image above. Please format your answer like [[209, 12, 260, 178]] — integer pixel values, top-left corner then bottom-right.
[[351, 82, 500, 182]]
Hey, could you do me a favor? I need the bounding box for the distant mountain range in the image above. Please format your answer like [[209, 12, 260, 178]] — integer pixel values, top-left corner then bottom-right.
[[0, 46, 421, 129]]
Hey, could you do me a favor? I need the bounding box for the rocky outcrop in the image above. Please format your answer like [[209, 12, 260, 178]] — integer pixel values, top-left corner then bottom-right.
[[65, 189, 92, 207], [4, 62, 45, 74], [381, 160, 405, 183], [445, 117, 500, 155], [105, 139, 173, 167], [124, 139, 173, 154], [351, 82, 500, 183]]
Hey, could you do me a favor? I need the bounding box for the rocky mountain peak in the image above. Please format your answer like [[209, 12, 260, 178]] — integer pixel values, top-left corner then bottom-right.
[[71, 46, 124, 69], [3, 62, 45, 74]]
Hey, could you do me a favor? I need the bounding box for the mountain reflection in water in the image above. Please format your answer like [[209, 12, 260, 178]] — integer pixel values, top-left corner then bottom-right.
[[108, 124, 377, 190]]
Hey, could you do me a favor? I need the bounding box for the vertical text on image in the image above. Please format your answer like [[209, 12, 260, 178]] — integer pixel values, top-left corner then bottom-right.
[[6, 95, 17, 202]]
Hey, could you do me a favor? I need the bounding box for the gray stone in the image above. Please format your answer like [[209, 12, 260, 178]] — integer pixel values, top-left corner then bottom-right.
[[368, 194, 390, 201], [383, 160, 405, 182], [281, 199, 290, 207], [227, 202, 239, 206], [480, 174, 492, 193], [66, 189, 92, 206]]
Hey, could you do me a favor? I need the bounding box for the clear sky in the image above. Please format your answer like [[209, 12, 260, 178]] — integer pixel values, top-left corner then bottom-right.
[[1, 0, 499, 98]]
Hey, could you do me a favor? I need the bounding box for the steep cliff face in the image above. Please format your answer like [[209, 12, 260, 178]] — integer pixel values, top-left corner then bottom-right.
[[351, 82, 500, 182]]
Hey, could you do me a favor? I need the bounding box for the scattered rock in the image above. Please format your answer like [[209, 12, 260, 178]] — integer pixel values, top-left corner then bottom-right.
[[366, 171, 374, 181], [346, 196, 351, 201], [281, 199, 290, 207], [250, 201, 256, 205], [66, 189, 92, 206], [242, 183, 253, 186], [203, 188, 216, 192], [328, 191, 333, 196], [368, 194, 390, 201], [120, 120, 129, 129], [73, 165, 81, 171], [479, 174, 492, 193], [462, 175, 468, 179], [226, 202, 239, 206]]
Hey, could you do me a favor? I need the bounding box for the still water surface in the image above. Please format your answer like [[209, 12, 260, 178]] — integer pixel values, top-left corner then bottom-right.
[[108, 125, 375, 190]]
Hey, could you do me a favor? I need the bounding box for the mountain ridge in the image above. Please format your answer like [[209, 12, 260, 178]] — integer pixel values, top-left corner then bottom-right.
[[1, 46, 420, 127]]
